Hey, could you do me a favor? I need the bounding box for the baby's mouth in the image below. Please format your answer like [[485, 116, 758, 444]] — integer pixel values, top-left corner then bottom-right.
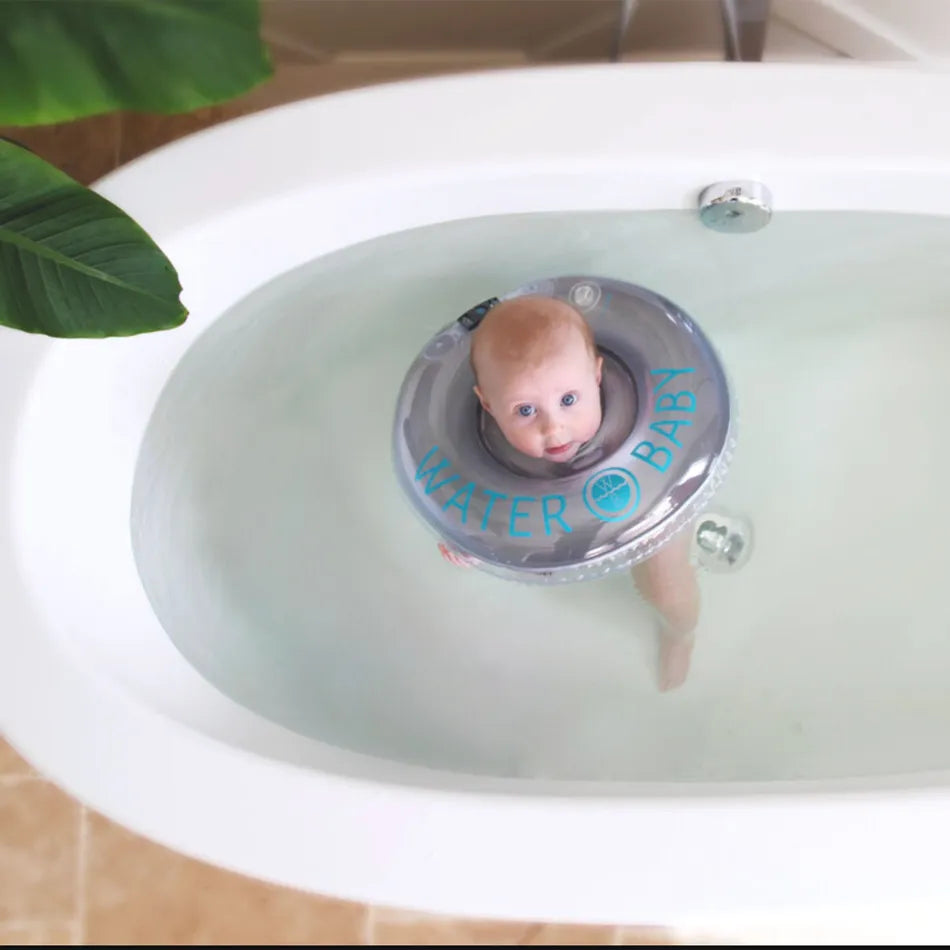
[[544, 442, 577, 461]]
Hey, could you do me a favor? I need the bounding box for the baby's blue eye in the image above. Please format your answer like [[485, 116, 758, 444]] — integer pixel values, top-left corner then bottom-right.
[[561, 393, 577, 407], [517, 405, 535, 417]]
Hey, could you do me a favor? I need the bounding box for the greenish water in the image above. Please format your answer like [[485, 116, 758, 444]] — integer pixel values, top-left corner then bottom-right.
[[131, 209, 950, 781]]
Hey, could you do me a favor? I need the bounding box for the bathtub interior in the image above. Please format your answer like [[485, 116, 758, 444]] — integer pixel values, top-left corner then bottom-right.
[[101, 205, 950, 783]]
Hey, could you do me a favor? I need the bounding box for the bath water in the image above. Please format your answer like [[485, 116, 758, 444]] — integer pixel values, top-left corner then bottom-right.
[[131, 210, 950, 780]]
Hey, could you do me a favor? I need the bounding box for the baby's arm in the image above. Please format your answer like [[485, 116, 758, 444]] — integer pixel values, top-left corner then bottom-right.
[[438, 542, 477, 568]]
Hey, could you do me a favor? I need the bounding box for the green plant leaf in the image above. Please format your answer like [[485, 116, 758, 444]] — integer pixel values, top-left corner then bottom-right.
[[0, 0, 272, 125], [0, 139, 187, 337]]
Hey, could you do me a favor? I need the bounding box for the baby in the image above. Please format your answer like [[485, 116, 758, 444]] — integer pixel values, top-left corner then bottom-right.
[[439, 294, 700, 691]]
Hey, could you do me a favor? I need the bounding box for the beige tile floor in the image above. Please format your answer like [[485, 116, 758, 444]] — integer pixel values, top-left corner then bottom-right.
[[0, 57, 684, 946]]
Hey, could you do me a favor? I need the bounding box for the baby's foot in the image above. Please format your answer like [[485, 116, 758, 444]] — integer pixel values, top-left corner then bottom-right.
[[659, 632, 695, 692]]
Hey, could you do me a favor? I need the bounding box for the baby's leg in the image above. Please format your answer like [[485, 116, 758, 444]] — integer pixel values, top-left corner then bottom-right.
[[631, 527, 699, 691]]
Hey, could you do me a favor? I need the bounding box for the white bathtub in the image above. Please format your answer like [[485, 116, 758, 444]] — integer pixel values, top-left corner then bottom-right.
[[5, 62, 950, 932]]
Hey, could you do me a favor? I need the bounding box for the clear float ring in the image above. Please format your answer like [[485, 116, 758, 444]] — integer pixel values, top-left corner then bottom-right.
[[392, 275, 735, 583]]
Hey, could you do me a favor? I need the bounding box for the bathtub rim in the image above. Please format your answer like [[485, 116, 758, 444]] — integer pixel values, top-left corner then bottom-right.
[[5, 61, 950, 924]]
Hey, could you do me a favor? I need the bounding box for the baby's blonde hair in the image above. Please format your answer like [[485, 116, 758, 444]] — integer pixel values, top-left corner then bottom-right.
[[470, 295, 597, 385]]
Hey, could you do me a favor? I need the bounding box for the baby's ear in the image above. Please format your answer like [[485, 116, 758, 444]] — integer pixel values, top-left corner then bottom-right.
[[595, 355, 603, 385], [473, 385, 491, 414]]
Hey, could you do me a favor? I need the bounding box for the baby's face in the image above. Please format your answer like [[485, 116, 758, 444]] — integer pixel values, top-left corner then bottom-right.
[[476, 337, 603, 463]]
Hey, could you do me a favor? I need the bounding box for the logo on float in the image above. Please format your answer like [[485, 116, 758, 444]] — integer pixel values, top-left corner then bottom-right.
[[582, 467, 641, 523]]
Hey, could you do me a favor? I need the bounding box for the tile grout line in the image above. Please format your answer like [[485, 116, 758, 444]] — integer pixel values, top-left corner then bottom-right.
[[0, 774, 42, 786], [362, 904, 376, 945], [75, 805, 89, 946], [261, 26, 334, 64]]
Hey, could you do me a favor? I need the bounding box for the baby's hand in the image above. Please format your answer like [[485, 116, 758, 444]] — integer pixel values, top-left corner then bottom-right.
[[438, 542, 478, 569]]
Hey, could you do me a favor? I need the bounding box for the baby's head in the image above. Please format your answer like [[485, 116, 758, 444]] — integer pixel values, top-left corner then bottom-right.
[[470, 295, 603, 463]]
